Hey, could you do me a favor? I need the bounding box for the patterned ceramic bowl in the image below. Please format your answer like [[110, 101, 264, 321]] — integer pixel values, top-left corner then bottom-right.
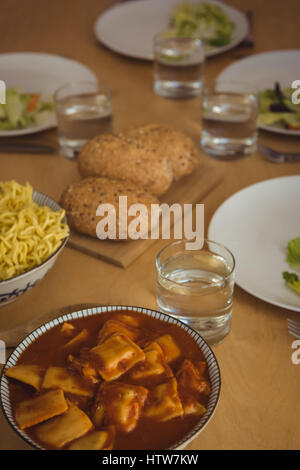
[[0, 190, 68, 306], [0, 305, 221, 450]]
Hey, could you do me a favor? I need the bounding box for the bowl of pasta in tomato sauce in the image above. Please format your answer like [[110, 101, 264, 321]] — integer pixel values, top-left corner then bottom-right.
[[0, 305, 221, 450]]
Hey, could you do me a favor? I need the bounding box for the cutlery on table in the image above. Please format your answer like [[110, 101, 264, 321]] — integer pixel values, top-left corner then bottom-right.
[[0, 142, 56, 154], [287, 318, 300, 339], [258, 144, 300, 163], [238, 10, 255, 48]]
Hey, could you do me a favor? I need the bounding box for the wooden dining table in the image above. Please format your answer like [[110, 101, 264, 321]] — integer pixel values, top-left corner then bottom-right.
[[1, 0, 300, 451]]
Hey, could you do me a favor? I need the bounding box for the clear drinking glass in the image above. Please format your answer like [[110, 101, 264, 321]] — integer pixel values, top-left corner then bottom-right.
[[153, 32, 205, 99], [156, 239, 235, 346], [54, 81, 113, 159], [201, 80, 258, 160]]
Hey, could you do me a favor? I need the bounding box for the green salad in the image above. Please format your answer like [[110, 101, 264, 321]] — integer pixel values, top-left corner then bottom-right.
[[168, 1, 235, 48], [0, 88, 55, 131], [258, 83, 300, 131], [282, 238, 300, 296]]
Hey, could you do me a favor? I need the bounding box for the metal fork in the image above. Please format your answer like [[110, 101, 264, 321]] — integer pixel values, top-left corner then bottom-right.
[[287, 318, 300, 339], [258, 144, 300, 163]]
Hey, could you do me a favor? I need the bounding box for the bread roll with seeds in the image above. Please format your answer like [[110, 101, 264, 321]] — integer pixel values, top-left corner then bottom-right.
[[77, 133, 173, 197], [60, 177, 159, 240], [124, 124, 199, 181]]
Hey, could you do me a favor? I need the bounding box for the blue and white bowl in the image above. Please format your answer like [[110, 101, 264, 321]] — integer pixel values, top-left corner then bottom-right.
[[0, 190, 68, 306], [0, 305, 221, 450]]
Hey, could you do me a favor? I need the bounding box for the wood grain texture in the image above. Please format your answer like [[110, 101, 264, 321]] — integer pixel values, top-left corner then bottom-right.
[[0, 0, 300, 451]]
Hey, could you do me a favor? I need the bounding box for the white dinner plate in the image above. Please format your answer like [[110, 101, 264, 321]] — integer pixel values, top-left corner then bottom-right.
[[208, 176, 300, 312], [218, 50, 300, 136], [94, 0, 248, 60], [0, 53, 97, 137]]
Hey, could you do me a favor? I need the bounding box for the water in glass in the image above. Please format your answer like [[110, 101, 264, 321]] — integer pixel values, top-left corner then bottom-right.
[[156, 242, 235, 346], [56, 93, 112, 158], [201, 83, 258, 160], [154, 36, 205, 99]]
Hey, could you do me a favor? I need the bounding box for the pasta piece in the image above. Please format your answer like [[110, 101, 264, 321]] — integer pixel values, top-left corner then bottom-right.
[[92, 382, 148, 433], [15, 389, 68, 429], [143, 378, 184, 422], [89, 333, 145, 381], [181, 397, 207, 417], [68, 352, 99, 384], [5, 365, 45, 390], [176, 360, 210, 417], [98, 319, 140, 343], [195, 361, 207, 376], [42, 367, 95, 397], [113, 313, 141, 328], [129, 341, 173, 385], [155, 334, 181, 363], [68, 426, 115, 450], [35, 403, 93, 448], [62, 329, 89, 350], [176, 360, 211, 396], [60, 322, 76, 336]]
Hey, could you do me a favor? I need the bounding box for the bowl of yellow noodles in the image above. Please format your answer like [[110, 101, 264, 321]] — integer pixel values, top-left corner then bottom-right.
[[0, 181, 69, 305]]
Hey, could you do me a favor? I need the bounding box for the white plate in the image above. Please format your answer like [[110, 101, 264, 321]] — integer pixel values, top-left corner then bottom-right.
[[0, 53, 97, 137], [218, 50, 300, 136], [94, 0, 248, 60], [208, 176, 300, 312]]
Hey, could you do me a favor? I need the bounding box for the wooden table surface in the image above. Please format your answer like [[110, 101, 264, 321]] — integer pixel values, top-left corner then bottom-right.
[[1, 0, 300, 450]]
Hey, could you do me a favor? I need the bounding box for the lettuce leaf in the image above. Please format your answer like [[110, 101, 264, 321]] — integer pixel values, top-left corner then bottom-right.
[[286, 237, 300, 269]]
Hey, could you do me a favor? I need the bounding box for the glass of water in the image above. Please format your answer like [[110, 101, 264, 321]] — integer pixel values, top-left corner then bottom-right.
[[201, 80, 258, 160], [156, 239, 235, 346], [153, 32, 205, 99], [54, 81, 113, 159]]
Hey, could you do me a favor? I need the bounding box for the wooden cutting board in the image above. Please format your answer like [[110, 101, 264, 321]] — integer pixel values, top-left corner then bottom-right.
[[1, 150, 223, 268], [68, 162, 223, 267]]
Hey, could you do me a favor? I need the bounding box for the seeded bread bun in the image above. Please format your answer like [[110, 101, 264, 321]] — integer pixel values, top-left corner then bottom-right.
[[77, 133, 173, 197], [60, 177, 159, 240], [77, 125, 199, 196], [124, 124, 199, 181]]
